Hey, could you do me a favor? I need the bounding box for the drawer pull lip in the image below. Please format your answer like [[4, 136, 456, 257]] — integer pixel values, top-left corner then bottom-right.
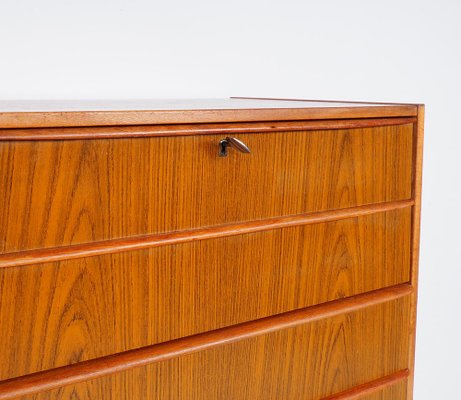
[[218, 137, 251, 157], [0, 284, 413, 399], [0, 199, 414, 269]]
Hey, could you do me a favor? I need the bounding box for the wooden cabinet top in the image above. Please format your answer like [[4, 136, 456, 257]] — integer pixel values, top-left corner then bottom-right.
[[0, 97, 419, 129]]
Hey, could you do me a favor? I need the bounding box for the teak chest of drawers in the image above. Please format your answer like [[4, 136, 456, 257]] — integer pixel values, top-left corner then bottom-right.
[[0, 98, 424, 400]]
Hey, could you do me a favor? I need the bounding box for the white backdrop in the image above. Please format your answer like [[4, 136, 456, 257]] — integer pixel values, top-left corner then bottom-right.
[[1, 1, 460, 398]]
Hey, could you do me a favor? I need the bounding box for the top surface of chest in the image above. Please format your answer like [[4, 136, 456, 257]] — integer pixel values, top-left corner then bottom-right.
[[0, 97, 418, 129]]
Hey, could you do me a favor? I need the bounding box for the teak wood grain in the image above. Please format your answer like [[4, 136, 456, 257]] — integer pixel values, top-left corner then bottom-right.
[[406, 105, 425, 399], [328, 381, 408, 400], [0, 284, 412, 400], [0, 99, 424, 399], [0, 118, 416, 141], [356, 382, 408, 400], [0, 199, 413, 269], [0, 98, 417, 128], [9, 297, 411, 400], [0, 124, 413, 254], [0, 209, 411, 379], [323, 370, 409, 399]]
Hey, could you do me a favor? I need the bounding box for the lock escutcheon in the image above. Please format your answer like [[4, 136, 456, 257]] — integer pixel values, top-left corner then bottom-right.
[[218, 137, 251, 157]]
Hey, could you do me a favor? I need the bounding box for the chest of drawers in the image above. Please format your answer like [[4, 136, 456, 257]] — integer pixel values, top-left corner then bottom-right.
[[0, 98, 424, 400]]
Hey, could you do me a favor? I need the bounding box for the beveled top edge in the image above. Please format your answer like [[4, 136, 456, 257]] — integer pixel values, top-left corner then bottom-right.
[[0, 98, 419, 112], [231, 96, 423, 106], [0, 98, 419, 129]]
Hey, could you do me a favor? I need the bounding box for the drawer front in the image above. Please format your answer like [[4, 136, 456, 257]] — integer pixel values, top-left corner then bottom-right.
[[0, 124, 413, 253], [359, 382, 407, 400], [0, 208, 411, 379], [16, 297, 410, 400]]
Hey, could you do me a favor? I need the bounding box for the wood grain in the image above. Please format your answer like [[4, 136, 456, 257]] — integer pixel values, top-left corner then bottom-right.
[[0, 124, 413, 254], [0, 103, 422, 399], [323, 369, 409, 399], [329, 380, 408, 400], [0, 209, 412, 380], [6, 296, 411, 400], [406, 105, 425, 399], [0, 98, 418, 128], [0, 118, 416, 141], [0, 199, 413, 269], [355, 381, 407, 400]]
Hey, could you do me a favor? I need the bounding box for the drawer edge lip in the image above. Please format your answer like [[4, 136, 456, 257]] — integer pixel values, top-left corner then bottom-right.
[[321, 369, 409, 400], [0, 199, 414, 269], [0, 284, 413, 400], [0, 117, 416, 141], [0, 107, 418, 130]]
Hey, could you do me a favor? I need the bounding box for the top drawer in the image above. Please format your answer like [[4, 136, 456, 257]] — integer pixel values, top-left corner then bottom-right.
[[0, 123, 413, 253]]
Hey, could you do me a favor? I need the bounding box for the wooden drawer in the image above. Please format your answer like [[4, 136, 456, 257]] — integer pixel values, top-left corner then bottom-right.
[[0, 208, 411, 380], [0, 123, 413, 253], [326, 381, 408, 400], [14, 297, 410, 400], [0, 100, 424, 400]]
